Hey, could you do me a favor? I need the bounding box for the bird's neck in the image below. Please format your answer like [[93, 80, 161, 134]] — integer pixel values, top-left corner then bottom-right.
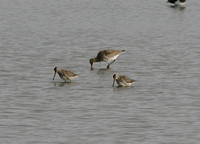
[[92, 57, 100, 62]]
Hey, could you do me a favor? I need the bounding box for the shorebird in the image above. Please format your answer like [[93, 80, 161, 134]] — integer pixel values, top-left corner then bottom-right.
[[53, 67, 78, 82], [112, 74, 135, 87], [89, 50, 125, 69], [167, 0, 186, 7]]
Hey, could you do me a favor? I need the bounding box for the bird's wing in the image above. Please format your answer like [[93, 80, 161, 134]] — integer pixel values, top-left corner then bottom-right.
[[102, 50, 124, 58], [63, 70, 78, 77], [167, 0, 177, 3], [121, 76, 134, 83]]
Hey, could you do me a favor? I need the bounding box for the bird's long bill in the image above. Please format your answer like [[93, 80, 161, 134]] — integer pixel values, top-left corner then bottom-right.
[[53, 72, 56, 81], [90, 63, 93, 70], [112, 79, 115, 87]]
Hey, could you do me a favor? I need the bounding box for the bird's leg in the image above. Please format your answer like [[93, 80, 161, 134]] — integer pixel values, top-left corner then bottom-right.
[[107, 60, 116, 69]]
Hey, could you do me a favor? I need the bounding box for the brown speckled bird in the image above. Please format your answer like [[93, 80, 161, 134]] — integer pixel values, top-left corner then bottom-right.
[[112, 74, 135, 87], [53, 67, 78, 82], [89, 50, 125, 69]]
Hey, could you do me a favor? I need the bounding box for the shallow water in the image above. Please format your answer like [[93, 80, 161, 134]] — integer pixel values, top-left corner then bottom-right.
[[1, 0, 200, 143]]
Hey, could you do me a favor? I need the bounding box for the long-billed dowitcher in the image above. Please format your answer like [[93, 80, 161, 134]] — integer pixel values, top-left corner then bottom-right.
[[112, 74, 135, 87], [53, 67, 78, 82], [89, 50, 125, 69]]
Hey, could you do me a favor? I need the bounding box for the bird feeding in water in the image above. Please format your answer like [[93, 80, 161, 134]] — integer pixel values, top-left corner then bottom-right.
[[53, 67, 78, 82], [89, 50, 125, 70], [112, 74, 135, 87]]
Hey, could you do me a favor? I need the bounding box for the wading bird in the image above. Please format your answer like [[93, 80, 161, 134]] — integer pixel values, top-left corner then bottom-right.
[[89, 50, 125, 69], [112, 74, 135, 87], [53, 67, 78, 82]]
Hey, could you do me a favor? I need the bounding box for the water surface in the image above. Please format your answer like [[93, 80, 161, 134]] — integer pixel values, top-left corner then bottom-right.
[[0, 0, 200, 143]]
